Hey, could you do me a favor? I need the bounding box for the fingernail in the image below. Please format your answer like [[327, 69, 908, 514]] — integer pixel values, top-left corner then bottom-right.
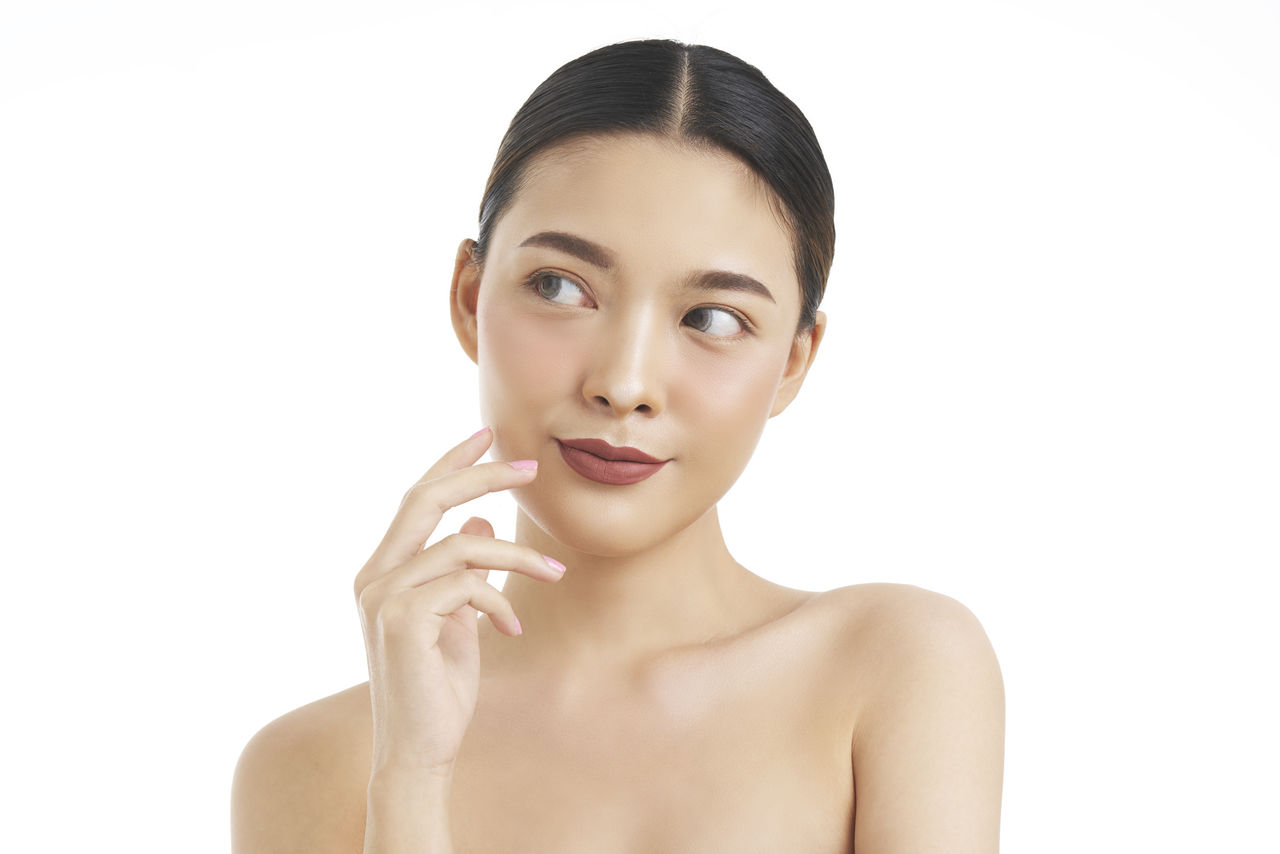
[[544, 556, 566, 574], [508, 460, 537, 471], [470, 426, 491, 439], [512, 616, 523, 635]]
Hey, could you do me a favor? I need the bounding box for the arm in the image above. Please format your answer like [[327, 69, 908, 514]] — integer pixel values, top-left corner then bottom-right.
[[848, 586, 1005, 853], [231, 701, 453, 853], [364, 769, 455, 854]]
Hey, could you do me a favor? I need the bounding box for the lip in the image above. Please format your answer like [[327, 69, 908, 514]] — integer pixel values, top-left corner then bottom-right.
[[555, 438, 669, 486], [558, 437, 664, 463]]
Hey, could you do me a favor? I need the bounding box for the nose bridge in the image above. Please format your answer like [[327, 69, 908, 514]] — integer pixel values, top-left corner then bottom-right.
[[583, 300, 669, 416]]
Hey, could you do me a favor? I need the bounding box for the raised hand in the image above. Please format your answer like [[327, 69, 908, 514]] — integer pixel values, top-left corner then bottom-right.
[[353, 427, 566, 778]]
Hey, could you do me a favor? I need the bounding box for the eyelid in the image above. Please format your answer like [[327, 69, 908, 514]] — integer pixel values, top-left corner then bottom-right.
[[690, 304, 754, 338], [522, 269, 594, 306], [522, 271, 755, 337]]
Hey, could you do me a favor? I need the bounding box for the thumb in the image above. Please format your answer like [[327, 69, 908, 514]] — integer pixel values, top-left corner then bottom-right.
[[459, 515, 496, 580], [458, 515, 496, 539]]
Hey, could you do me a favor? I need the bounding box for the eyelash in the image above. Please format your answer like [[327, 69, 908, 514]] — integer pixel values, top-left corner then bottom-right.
[[519, 270, 756, 338]]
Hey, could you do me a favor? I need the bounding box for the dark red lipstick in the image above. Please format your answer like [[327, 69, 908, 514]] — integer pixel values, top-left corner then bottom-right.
[[556, 438, 669, 485]]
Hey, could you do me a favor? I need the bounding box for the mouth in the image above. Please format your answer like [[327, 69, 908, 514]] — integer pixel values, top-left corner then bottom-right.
[[555, 438, 670, 485]]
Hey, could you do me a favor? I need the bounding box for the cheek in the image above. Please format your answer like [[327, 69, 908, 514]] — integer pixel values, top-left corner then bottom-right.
[[680, 356, 778, 413], [672, 348, 785, 456], [476, 302, 579, 428]]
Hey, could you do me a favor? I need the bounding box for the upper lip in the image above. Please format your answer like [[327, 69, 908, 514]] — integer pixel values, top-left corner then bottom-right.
[[557, 437, 666, 464]]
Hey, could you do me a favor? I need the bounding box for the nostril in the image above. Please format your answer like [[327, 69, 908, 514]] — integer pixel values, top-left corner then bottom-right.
[[592, 395, 652, 415]]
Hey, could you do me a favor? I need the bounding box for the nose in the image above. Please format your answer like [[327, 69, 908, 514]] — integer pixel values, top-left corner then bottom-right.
[[581, 305, 669, 418]]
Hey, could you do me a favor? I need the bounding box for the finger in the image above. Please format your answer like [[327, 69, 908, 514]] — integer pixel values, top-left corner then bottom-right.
[[411, 427, 495, 494], [370, 460, 537, 572], [379, 533, 565, 594], [459, 516, 495, 579], [401, 572, 523, 638], [458, 516, 495, 539], [360, 428, 495, 579]]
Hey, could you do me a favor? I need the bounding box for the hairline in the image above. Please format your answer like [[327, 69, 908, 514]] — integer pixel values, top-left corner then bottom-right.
[[478, 129, 811, 335]]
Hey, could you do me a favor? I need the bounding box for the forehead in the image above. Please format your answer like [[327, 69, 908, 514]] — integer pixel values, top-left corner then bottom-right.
[[490, 134, 800, 306]]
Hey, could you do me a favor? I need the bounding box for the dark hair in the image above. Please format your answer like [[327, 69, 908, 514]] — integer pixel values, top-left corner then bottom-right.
[[471, 39, 835, 334]]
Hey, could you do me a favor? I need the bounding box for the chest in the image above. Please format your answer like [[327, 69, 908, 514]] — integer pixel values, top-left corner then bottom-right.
[[444, 645, 855, 853]]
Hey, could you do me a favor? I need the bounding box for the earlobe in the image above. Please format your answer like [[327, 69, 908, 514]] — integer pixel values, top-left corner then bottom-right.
[[450, 238, 482, 365], [769, 309, 827, 418]]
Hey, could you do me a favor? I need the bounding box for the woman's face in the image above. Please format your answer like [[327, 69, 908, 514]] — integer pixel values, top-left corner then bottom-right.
[[453, 133, 823, 557]]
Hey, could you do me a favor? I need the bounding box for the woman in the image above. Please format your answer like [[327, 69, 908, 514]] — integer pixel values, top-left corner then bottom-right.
[[232, 39, 1004, 853]]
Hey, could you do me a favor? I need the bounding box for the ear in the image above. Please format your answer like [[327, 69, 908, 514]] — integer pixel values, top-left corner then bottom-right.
[[450, 238, 482, 365], [769, 310, 827, 418]]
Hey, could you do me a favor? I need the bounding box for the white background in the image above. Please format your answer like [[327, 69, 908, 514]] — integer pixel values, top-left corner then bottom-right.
[[2, 0, 1276, 850]]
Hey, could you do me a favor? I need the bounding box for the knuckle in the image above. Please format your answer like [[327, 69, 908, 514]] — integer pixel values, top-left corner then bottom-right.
[[449, 569, 479, 593], [399, 480, 429, 508], [378, 597, 411, 636], [400, 476, 447, 508], [441, 531, 482, 561]]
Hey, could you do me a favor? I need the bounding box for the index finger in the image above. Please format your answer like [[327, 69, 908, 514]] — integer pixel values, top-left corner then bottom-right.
[[362, 428, 535, 576], [409, 426, 495, 492], [358, 428, 491, 581]]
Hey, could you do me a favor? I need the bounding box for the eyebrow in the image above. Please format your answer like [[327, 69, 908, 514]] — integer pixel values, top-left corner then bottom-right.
[[516, 230, 776, 303], [519, 231, 616, 271], [687, 270, 776, 304]]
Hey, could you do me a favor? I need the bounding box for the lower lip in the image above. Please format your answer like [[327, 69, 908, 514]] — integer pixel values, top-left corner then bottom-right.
[[556, 441, 669, 485]]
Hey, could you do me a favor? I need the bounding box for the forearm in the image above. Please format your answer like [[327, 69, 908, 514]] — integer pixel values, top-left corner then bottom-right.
[[364, 769, 454, 854]]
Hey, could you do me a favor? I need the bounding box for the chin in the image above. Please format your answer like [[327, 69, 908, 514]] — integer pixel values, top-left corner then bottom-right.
[[523, 508, 651, 558], [510, 463, 733, 559]]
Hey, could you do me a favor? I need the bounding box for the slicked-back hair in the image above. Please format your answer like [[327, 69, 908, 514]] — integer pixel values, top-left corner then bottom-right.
[[471, 39, 835, 334]]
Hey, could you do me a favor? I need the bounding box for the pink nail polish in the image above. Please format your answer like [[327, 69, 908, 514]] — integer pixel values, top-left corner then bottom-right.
[[508, 460, 537, 471], [544, 556, 566, 574], [470, 426, 491, 439]]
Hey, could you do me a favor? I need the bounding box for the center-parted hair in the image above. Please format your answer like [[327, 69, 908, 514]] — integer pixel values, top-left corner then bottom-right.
[[471, 39, 835, 334]]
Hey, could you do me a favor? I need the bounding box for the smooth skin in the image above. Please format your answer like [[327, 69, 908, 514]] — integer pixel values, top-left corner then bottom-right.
[[231, 133, 1004, 853], [353, 430, 561, 778]]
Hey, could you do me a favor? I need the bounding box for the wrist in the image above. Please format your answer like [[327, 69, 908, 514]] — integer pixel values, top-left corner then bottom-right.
[[364, 767, 454, 853]]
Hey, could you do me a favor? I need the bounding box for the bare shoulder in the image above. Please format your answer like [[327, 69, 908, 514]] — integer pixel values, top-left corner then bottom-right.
[[231, 682, 373, 854], [819, 582, 1003, 723], [821, 583, 1004, 852], [824, 582, 996, 654]]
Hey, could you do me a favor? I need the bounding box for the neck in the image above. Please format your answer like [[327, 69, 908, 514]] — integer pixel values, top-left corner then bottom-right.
[[489, 503, 764, 681]]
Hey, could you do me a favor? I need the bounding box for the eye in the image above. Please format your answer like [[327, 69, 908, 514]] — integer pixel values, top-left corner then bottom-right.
[[685, 306, 749, 338], [524, 272, 591, 307]]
